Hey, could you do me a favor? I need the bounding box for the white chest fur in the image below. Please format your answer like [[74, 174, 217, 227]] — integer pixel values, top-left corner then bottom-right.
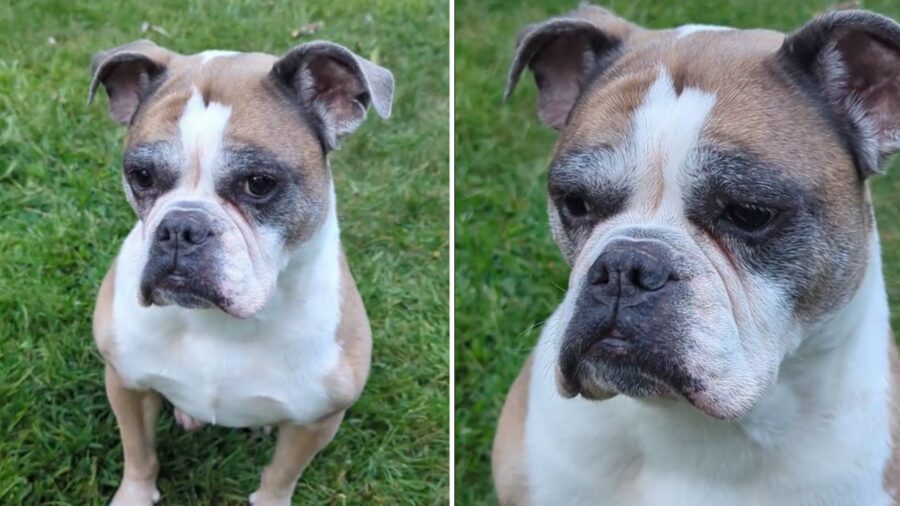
[[110, 210, 343, 428], [524, 236, 893, 506]]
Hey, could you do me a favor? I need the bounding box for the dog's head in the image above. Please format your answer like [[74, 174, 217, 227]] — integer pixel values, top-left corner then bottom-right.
[[89, 40, 393, 318], [506, 6, 900, 419]]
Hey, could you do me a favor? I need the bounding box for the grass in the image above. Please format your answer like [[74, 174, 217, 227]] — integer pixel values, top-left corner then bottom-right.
[[454, 0, 900, 504], [0, 0, 448, 504]]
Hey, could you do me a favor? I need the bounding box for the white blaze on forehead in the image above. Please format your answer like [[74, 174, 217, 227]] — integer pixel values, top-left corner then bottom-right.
[[675, 24, 734, 39], [630, 68, 716, 214], [199, 50, 238, 64], [177, 87, 232, 191]]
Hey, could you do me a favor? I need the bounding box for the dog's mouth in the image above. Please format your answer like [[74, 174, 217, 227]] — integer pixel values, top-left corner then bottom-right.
[[557, 337, 741, 419], [139, 269, 234, 315], [557, 345, 678, 401]]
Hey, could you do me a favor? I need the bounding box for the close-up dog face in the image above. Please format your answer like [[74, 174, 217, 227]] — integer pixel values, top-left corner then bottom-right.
[[507, 7, 900, 419], [89, 41, 393, 318]]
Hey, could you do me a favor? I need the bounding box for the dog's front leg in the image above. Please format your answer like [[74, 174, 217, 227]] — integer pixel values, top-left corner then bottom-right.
[[105, 364, 162, 506], [249, 411, 345, 506]]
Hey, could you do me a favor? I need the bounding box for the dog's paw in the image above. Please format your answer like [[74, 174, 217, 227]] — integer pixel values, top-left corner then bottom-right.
[[248, 489, 291, 506], [174, 408, 206, 431], [110, 479, 160, 506]]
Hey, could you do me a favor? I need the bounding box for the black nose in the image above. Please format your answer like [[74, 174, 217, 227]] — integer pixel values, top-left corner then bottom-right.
[[588, 240, 674, 301], [155, 209, 214, 256]]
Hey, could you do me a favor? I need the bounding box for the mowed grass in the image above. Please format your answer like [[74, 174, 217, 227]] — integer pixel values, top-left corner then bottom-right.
[[455, 0, 900, 504], [0, 1, 448, 504]]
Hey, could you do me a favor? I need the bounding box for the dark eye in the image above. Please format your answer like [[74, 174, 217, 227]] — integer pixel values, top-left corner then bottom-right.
[[244, 175, 277, 198], [128, 169, 154, 191], [725, 203, 777, 231], [563, 196, 590, 218]]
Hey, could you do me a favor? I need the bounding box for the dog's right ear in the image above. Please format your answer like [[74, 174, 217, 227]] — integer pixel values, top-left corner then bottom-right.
[[88, 40, 177, 125], [505, 5, 640, 130]]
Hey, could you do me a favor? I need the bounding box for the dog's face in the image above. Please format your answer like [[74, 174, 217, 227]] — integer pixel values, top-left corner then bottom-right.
[[90, 41, 393, 318], [507, 7, 900, 418]]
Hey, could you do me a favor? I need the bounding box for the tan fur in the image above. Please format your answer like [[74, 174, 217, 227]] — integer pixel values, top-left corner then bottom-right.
[[322, 250, 373, 412], [560, 69, 654, 152], [886, 334, 900, 503], [251, 411, 345, 504], [124, 52, 328, 196], [197, 54, 325, 172], [93, 259, 117, 363], [104, 363, 163, 505], [492, 354, 533, 506]]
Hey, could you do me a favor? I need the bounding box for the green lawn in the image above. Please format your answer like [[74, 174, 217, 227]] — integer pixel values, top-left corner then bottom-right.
[[0, 1, 448, 504], [454, 0, 900, 504]]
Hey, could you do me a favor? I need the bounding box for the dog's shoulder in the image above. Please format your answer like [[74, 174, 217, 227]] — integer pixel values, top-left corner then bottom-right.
[[886, 333, 900, 502], [92, 258, 118, 363], [492, 353, 533, 506], [320, 249, 373, 413]]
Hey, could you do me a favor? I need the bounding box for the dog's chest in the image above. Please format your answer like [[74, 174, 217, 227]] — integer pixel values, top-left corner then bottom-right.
[[525, 398, 887, 506], [117, 315, 341, 427]]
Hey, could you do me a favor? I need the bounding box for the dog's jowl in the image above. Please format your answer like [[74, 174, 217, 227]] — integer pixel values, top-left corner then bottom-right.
[[494, 5, 900, 506], [89, 40, 393, 505]]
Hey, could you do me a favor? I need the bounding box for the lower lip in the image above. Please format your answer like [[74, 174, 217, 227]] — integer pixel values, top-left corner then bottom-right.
[[596, 337, 630, 355]]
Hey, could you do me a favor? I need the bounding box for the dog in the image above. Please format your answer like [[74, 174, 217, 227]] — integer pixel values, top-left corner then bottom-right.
[[494, 5, 900, 505], [88, 39, 393, 505]]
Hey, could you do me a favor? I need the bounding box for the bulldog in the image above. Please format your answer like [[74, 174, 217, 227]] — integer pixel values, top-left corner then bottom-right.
[[88, 39, 393, 505], [494, 5, 900, 505]]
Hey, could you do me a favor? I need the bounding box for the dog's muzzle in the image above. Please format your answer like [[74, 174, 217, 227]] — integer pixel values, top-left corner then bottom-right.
[[139, 206, 226, 311], [559, 238, 700, 400]]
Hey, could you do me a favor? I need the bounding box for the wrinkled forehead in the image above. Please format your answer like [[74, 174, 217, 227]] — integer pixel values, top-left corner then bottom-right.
[[558, 28, 857, 189], [125, 51, 324, 170]]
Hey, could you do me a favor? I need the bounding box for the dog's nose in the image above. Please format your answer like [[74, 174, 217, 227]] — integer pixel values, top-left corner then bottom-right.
[[588, 240, 673, 301], [155, 210, 214, 255]]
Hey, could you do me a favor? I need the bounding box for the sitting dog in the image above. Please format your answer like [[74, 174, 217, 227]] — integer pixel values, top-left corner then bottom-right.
[[494, 5, 900, 505], [89, 39, 393, 505]]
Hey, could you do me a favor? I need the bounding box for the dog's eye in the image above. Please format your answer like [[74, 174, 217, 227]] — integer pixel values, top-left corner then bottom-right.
[[128, 169, 154, 191], [564, 196, 590, 218], [725, 203, 777, 231], [244, 175, 277, 198]]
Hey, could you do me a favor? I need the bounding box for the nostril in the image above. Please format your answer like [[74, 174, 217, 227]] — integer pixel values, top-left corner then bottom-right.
[[182, 227, 212, 246], [157, 227, 172, 242], [591, 264, 610, 285], [636, 267, 671, 291], [628, 268, 641, 288]]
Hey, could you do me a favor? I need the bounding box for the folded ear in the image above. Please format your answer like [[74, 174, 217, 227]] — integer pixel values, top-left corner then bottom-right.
[[505, 5, 640, 130], [88, 39, 177, 125], [271, 41, 395, 150], [779, 10, 900, 177]]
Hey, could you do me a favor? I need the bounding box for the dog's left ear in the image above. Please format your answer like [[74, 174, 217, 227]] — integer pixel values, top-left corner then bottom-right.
[[271, 41, 394, 150], [779, 10, 900, 177]]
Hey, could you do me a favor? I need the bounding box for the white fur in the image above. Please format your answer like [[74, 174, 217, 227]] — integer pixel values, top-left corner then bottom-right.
[[199, 50, 238, 64], [111, 185, 343, 427], [177, 86, 231, 191], [630, 68, 716, 216], [524, 68, 893, 505], [675, 24, 734, 39]]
